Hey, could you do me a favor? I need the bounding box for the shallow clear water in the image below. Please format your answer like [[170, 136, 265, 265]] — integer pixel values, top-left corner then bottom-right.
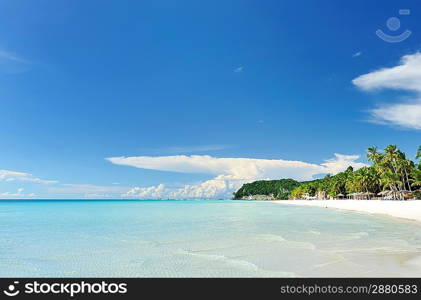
[[0, 200, 420, 277]]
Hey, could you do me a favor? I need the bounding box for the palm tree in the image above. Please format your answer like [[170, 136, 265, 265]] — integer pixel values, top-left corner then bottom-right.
[[416, 146, 421, 160], [416, 146, 421, 169], [384, 145, 399, 172], [286, 145, 420, 200], [383, 145, 412, 191], [411, 168, 421, 189], [367, 146, 381, 164], [402, 158, 414, 191]]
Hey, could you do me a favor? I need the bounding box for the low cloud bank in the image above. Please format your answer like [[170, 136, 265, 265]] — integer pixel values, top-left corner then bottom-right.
[[107, 154, 366, 199]]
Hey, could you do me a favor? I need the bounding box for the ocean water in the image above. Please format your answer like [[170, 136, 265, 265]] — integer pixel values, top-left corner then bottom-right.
[[0, 200, 421, 277]]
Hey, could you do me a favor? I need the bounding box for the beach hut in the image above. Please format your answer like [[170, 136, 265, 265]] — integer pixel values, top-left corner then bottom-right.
[[399, 190, 413, 200], [346, 193, 355, 199], [361, 192, 375, 200], [336, 193, 345, 199], [377, 190, 390, 200], [354, 192, 363, 200], [384, 191, 396, 200], [347, 192, 375, 200], [380, 190, 412, 200]]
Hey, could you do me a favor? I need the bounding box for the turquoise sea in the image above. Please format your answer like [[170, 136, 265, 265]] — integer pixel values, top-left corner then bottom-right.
[[1, 200, 421, 277]]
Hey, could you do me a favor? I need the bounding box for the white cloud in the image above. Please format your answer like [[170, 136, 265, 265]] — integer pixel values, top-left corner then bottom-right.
[[352, 51, 362, 58], [107, 154, 366, 199], [368, 100, 421, 130], [0, 169, 58, 184], [234, 66, 243, 72], [125, 175, 246, 200], [0, 50, 26, 63], [0, 49, 30, 74], [125, 183, 167, 199], [319, 154, 363, 175], [352, 52, 421, 129], [353, 52, 421, 92], [0, 188, 35, 198]]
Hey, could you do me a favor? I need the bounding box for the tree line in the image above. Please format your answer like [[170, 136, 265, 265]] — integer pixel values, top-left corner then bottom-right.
[[233, 179, 300, 199], [233, 145, 421, 200]]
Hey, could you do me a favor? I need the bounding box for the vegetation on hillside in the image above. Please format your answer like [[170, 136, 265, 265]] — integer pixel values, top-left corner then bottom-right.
[[233, 145, 421, 200], [233, 179, 300, 199]]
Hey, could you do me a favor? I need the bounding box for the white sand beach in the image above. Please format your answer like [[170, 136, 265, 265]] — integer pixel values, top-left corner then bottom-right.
[[273, 200, 421, 223]]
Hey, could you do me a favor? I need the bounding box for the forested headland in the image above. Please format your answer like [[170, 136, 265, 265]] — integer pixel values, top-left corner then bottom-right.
[[233, 145, 421, 200]]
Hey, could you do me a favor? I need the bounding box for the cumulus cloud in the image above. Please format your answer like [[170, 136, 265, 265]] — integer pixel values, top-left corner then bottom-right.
[[107, 154, 366, 199], [0, 169, 58, 184], [125, 175, 247, 200], [352, 52, 421, 130]]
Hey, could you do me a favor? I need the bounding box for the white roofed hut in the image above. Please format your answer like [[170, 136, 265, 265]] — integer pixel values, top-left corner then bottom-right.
[[346, 192, 375, 200], [361, 192, 376, 200], [380, 190, 412, 200]]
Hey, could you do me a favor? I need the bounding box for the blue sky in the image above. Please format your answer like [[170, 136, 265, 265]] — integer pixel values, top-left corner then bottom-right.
[[1, 0, 420, 199]]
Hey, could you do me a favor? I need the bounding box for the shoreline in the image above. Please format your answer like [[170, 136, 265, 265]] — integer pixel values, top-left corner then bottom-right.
[[271, 200, 421, 223]]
